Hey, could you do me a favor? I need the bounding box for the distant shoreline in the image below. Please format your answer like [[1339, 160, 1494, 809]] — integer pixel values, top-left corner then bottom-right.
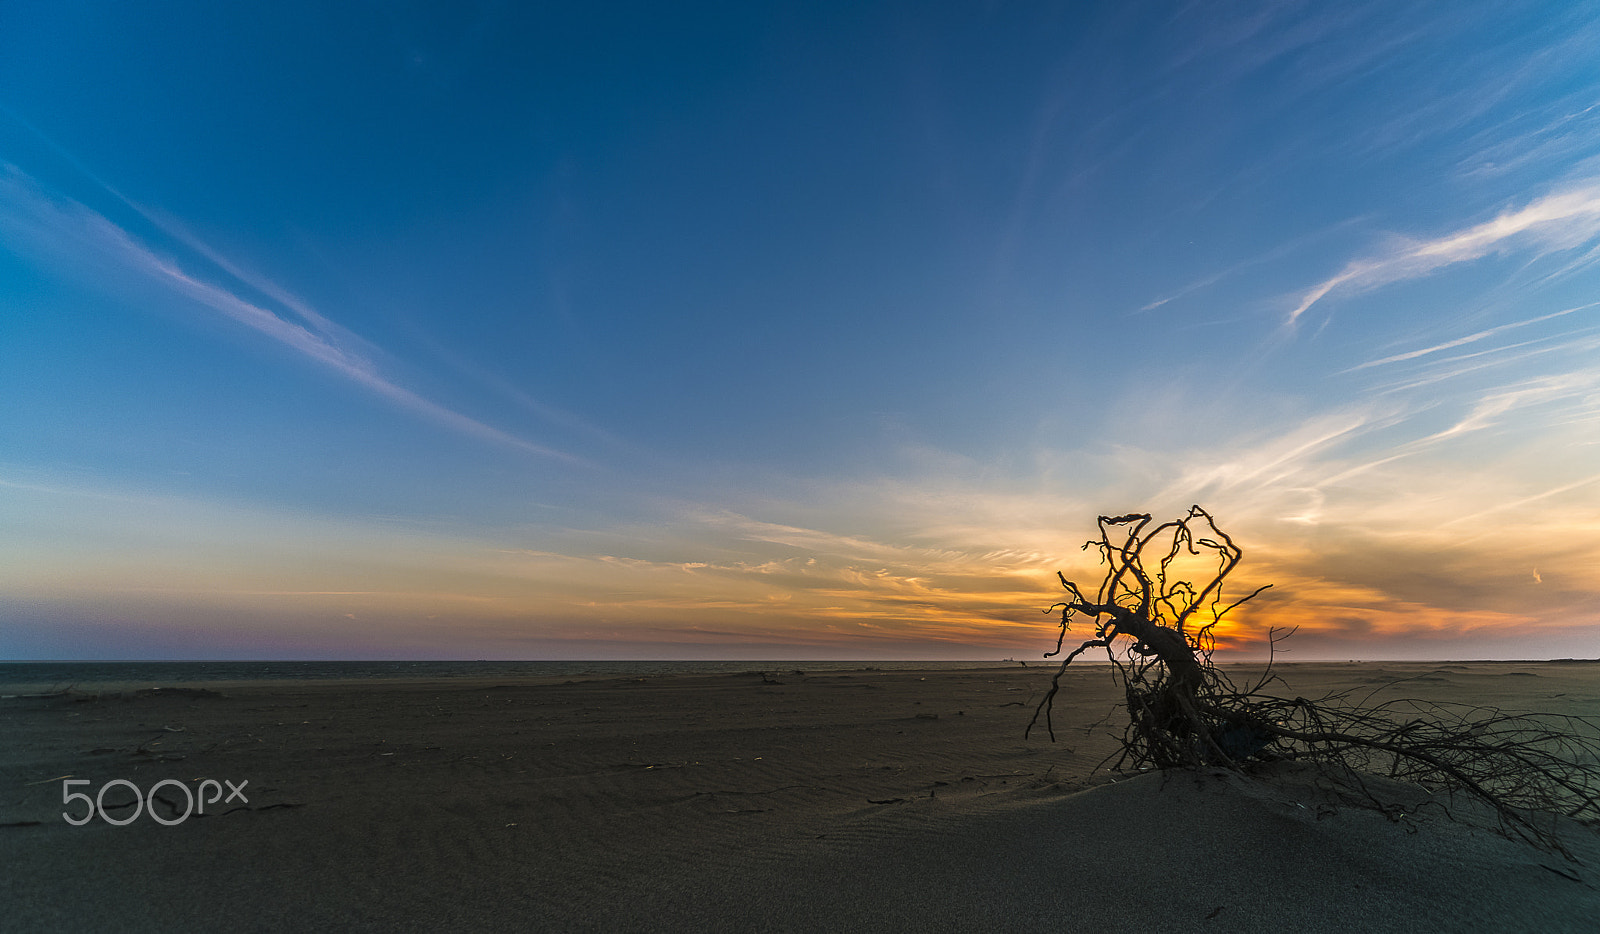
[[3, 656, 1595, 697]]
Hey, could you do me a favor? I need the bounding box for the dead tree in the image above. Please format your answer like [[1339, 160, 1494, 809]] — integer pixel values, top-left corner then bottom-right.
[[1028, 506, 1600, 853]]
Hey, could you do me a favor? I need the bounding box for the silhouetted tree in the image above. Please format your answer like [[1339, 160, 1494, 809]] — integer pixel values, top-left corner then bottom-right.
[[1030, 506, 1600, 853]]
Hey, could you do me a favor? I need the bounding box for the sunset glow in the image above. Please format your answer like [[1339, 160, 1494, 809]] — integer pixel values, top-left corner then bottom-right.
[[3, 2, 1598, 660]]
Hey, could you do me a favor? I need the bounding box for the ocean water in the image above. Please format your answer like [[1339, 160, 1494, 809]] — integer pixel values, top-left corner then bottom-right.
[[0, 659, 1025, 692]]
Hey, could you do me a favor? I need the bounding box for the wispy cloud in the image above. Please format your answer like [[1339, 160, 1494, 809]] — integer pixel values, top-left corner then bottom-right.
[[1135, 217, 1373, 314], [0, 164, 580, 463], [1364, 329, 1600, 397], [1, 105, 383, 359], [1286, 180, 1600, 326], [1344, 300, 1600, 372], [1156, 409, 1388, 502], [1414, 371, 1600, 445], [1455, 94, 1600, 183], [1442, 472, 1600, 527]]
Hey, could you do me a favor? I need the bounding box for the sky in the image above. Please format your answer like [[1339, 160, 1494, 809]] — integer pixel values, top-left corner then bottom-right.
[[3, 1, 1599, 661]]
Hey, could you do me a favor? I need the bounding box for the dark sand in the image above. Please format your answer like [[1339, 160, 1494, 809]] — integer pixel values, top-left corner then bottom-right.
[[3, 662, 1598, 932]]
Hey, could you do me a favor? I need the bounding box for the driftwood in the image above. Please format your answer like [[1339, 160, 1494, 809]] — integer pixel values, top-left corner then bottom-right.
[[1028, 506, 1600, 854]]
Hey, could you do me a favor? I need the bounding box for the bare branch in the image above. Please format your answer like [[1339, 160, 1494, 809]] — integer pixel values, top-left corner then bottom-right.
[[1030, 506, 1600, 855]]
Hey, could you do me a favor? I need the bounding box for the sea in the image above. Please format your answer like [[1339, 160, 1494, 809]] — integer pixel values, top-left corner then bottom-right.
[[0, 659, 1027, 693]]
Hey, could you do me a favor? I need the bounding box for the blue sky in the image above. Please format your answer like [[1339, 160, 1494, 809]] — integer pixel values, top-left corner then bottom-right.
[[3, 1, 1600, 660]]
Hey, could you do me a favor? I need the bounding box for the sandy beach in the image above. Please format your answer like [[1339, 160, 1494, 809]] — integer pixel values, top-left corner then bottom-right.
[[3, 661, 1598, 932]]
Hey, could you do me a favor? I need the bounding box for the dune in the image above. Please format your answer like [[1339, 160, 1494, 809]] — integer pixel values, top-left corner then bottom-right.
[[1, 663, 1596, 931]]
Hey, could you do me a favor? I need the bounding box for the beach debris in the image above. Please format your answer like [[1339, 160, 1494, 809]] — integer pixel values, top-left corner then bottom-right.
[[3, 683, 85, 700], [196, 801, 303, 818], [1028, 505, 1600, 856], [135, 687, 224, 699], [1539, 863, 1583, 883]]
